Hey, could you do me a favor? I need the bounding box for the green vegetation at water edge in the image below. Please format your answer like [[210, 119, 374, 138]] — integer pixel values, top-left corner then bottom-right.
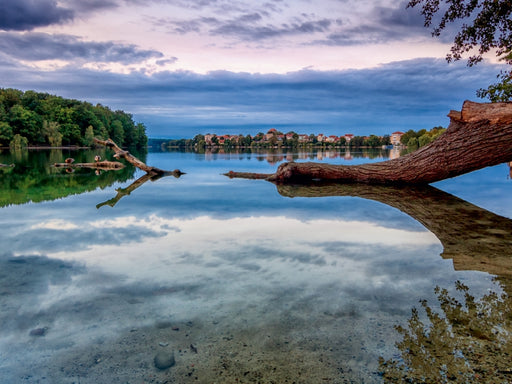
[[0, 88, 148, 149], [159, 125, 446, 152], [162, 131, 392, 150], [0, 149, 139, 207], [400, 126, 446, 151]]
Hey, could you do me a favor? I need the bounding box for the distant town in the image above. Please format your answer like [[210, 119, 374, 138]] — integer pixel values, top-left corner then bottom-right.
[[157, 126, 446, 150]]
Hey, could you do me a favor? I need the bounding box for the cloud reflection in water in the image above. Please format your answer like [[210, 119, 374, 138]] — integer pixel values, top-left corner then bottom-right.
[[1, 157, 507, 382]]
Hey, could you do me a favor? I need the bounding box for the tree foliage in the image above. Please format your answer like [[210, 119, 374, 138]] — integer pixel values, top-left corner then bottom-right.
[[476, 70, 512, 101], [9, 134, 28, 150], [408, 0, 512, 101], [43, 121, 63, 147], [0, 88, 148, 148], [380, 281, 512, 383], [0, 149, 137, 207], [400, 126, 446, 149]]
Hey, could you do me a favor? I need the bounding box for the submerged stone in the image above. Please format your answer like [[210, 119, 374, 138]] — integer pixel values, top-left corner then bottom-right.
[[29, 328, 47, 337], [154, 351, 175, 370]]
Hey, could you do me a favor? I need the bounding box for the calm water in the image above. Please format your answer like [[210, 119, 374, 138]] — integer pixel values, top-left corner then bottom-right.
[[0, 148, 511, 383]]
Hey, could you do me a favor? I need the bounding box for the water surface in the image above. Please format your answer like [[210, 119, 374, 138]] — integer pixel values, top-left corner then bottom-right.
[[0, 148, 511, 383]]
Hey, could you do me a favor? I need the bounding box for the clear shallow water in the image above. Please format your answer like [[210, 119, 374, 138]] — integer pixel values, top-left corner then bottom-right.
[[0, 149, 511, 383]]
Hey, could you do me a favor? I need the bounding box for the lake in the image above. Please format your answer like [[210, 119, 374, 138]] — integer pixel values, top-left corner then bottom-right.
[[1, 147, 511, 383]]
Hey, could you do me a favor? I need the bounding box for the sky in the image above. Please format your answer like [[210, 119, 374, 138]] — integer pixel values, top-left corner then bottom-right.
[[0, 0, 505, 137]]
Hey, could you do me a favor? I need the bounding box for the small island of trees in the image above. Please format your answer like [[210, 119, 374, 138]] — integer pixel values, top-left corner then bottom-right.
[[0, 88, 147, 150]]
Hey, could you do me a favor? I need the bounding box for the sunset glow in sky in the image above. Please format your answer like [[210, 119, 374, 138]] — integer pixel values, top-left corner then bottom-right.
[[0, 0, 505, 136]]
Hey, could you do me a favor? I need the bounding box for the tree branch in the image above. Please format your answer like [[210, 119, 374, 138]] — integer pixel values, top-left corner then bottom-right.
[[96, 173, 164, 209], [53, 160, 124, 170], [93, 137, 184, 177]]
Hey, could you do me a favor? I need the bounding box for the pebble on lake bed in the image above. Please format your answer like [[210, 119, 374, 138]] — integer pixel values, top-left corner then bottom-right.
[[29, 328, 47, 337], [154, 351, 175, 370]]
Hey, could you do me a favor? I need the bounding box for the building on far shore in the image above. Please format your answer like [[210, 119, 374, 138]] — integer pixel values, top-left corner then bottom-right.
[[390, 131, 404, 146], [182, 128, 398, 149]]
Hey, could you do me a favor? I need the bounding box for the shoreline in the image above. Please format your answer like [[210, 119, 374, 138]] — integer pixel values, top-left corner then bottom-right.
[[0, 145, 91, 151]]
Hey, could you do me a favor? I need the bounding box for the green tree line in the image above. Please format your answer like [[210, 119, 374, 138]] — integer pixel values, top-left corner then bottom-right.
[[0, 149, 138, 207], [0, 88, 147, 149], [165, 132, 392, 150], [400, 126, 446, 149]]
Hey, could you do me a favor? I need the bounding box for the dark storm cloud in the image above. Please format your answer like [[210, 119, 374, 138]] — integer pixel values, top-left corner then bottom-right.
[[0, 56, 502, 136], [376, 1, 426, 28], [67, 0, 120, 13], [318, 0, 461, 46], [0, 32, 165, 64], [0, 0, 127, 31], [155, 1, 443, 46], [0, 0, 74, 31], [144, 0, 450, 47], [318, 1, 428, 46]]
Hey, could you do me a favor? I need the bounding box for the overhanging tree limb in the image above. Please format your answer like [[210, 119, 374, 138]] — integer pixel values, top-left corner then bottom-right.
[[226, 101, 512, 184], [93, 137, 184, 177], [407, 0, 512, 100]]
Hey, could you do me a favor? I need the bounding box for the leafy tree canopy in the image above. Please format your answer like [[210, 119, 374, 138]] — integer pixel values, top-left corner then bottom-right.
[[0, 88, 148, 148], [408, 0, 512, 101]]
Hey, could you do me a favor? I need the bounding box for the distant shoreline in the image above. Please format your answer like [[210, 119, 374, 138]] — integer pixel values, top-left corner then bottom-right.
[[0, 145, 91, 150]]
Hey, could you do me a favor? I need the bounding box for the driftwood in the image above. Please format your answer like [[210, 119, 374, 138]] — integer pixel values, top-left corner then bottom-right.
[[93, 138, 183, 177], [53, 160, 124, 170], [96, 173, 167, 209], [276, 182, 512, 294], [226, 100, 512, 184]]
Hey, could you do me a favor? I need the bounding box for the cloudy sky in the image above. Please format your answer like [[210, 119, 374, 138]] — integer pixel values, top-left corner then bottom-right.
[[0, 0, 504, 137]]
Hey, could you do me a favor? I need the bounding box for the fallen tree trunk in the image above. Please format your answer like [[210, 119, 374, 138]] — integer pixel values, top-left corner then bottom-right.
[[53, 160, 124, 170], [0, 163, 14, 168], [226, 101, 512, 184], [93, 138, 183, 177]]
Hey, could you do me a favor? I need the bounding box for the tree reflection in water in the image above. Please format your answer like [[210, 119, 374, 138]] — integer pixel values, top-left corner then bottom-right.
[[273, 181, 512, 383], [379, 280, 512, 383]]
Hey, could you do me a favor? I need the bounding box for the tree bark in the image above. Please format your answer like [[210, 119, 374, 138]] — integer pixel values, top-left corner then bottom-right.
[[53, 160, 124, 170], [226, 100, 512, 184], [93, 138, 183, 177]]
